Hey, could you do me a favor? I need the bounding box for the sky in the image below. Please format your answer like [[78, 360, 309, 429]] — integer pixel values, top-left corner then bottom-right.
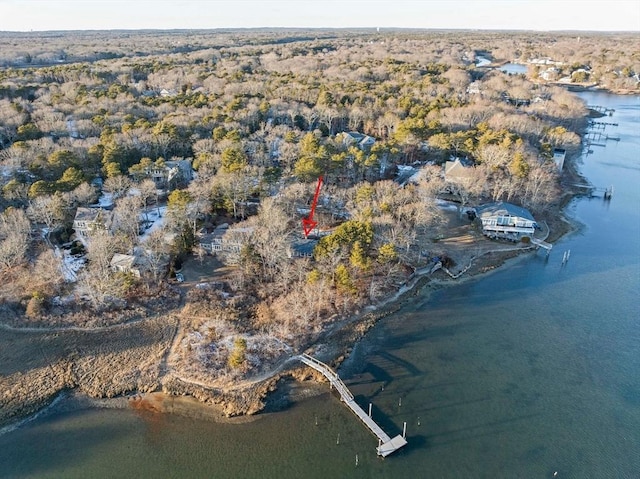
[[0, 0, 638, 32]]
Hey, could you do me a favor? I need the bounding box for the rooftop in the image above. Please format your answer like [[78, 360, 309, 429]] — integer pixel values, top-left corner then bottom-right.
[[475, 201, 534, 221]]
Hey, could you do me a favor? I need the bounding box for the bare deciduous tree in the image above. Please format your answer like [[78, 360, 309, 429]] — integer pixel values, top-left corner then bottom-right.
[[139, 178, 159, 220], [0, 208, 31, 271], [76, 230, 124, 308], [248, 197, 292, 283], [112, 195, 142, 249], [140, 228, 170, 285], [26, 194, 69, 240], [103, 175, 132, 201], [70, 182, 98, 206], [32, 249, 65, 296]]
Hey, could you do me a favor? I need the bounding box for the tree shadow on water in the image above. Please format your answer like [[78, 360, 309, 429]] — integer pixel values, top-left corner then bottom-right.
[[386, 323, 466, 349], [426, 412, 540, 448], [346, 351, 425, 400], [375, 350, 423, 377]]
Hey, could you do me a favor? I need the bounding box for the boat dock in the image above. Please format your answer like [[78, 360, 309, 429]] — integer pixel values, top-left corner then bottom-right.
[[298, 353, 408, 457], [591, 121, 618, 130], [531, 237, 552, 251], [571, 183, 614, 199], [588, 105, 615, 115], [586, 131, 620, 142]]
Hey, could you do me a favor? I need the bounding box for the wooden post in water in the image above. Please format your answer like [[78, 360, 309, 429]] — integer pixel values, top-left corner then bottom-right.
[[299, 354, 408, 457], [403, 422, 407, 439], [368, 403, 372, 418], [604, 186, 614, 199]]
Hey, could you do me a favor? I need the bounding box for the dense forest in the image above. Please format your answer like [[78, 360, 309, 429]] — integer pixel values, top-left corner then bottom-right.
[[0, 29, 637, 383]]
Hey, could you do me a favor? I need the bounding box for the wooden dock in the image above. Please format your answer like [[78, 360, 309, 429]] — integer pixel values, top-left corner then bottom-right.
[[531, 237, 552, 251], [588, 105, 615, 115], [298, 353, 408, 457], [571, 183, 614, 199], [589, 120, 619, 128]]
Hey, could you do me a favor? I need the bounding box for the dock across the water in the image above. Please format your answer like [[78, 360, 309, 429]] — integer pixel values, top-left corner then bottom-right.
[[298, 353, 408, 457]]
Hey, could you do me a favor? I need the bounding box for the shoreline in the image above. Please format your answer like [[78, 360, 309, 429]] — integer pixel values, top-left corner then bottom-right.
[[0, 187, 585, 434], [0, 113, 593, 435], [0, 251, 545, 435], [0, 237, 567, 434]]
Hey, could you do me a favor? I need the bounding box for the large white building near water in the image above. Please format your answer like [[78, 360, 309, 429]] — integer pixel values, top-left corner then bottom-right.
[[474, 201, 537, 241]]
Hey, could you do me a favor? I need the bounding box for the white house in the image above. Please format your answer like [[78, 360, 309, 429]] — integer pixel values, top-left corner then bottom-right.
[[528, 57, 564, 66], [474, 201, 536, 241], [466, 81, 481, 95], [553, 148, 566, 172], [160, 88, 178, 98], [143, 158, 193, 190], [540, 67, 560, 81]]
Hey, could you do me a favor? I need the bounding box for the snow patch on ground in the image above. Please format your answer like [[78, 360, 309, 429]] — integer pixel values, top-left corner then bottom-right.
[[95, 192, 114, 208], [436, 199, 460, 211], [55, 246, 86, 282], [407, 170, 422, 184], [139, 206, 167, 242]]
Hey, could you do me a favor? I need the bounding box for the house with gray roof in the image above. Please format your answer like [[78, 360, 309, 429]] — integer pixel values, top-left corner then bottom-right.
[[444, 157, 475, 185], [110, 253, 141, 278], [287, 238, 317, 259], [199, 223, 253, 264], [144, 158, 193, 190], [342, 131, 376, 151], [474, 201, 536, 241], [73, 207, 113, 240]]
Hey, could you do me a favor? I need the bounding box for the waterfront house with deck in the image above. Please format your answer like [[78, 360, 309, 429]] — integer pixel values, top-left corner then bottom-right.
[[474, 201, 536, 241]]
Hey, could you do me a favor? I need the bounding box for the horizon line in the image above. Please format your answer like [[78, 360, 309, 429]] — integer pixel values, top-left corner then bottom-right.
[[1, 26, 638, 34]]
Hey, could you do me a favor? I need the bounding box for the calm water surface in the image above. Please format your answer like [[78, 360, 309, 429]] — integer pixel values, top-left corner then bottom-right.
[[1, 91, 638, 479]]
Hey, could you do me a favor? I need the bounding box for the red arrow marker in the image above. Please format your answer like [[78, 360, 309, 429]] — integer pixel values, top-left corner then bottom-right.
[[302, 217, 317, 237], [302, 176, 323, 238]]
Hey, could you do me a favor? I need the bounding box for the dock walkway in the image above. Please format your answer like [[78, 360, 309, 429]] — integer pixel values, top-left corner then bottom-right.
[[531, 237, 552, 251], [298, 353, 407, 457]]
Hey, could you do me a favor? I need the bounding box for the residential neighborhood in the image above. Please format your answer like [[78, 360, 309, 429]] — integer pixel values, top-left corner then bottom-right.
[[0, 26, 636, 475]]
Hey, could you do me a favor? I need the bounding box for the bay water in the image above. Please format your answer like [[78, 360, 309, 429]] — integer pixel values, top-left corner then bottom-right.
[[1, 91, 638, 478]]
